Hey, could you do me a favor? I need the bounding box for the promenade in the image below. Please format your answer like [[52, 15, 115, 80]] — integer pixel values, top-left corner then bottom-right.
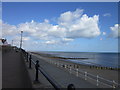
[[2, 47, 33, 89], [2, 46, 118, 89]]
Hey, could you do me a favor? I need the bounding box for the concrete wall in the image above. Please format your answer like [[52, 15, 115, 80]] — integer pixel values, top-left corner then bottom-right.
[[0, 46, 2, 89]]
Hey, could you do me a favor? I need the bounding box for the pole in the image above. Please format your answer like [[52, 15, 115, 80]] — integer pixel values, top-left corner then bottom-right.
[[67, 84, 75, 90], [26, 53, 28, 62], [20, 31, 23, 49], [85, 72, 87, 80], [112, 80, 115, 88], [35, 60, 39, 82], [76, 68, 79, 77], [97, 75, 99, 86], [12, 40, 13, 46], [29, 55, 32, 69]]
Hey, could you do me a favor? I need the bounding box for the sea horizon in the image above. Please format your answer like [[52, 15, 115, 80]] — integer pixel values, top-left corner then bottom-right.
[[29, 50, 119, 53], [30, 51, 119, 68]]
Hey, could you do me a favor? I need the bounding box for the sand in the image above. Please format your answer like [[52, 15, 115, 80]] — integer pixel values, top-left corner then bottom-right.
[[30, 52, 119, 88]]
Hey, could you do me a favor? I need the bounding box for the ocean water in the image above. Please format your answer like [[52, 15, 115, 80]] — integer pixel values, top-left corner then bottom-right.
[[40, 52, 119, 68]]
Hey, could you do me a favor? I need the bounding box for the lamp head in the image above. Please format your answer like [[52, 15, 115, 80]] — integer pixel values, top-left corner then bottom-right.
[[21, 31, 23, 33]]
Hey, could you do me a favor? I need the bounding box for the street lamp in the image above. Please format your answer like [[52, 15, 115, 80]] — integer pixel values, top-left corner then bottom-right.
[[20, 31, 23, 49], [11, 40, 13, 46]]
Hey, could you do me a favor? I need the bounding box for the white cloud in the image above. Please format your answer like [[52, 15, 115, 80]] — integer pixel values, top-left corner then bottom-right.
[[103, 13, 111, 17], [0, 2, 2, 13], [58, 9, 83, 25], [23, 37, 30, 41], [62, 38, 73, 42], [45, 40, 58, 44], [1, 8, 101, 47], [66, 14, 100, 38], [103, 32, 106, 35], [58, 9, 100, 38], [100, 38, 103, 40], [2, 22, 18, 37], [10, 35, 31, 48], [109, 24, 120, 38], [0, 19, 2, 38], [0, 1, 2, 38], [12, 36, 30, 43]]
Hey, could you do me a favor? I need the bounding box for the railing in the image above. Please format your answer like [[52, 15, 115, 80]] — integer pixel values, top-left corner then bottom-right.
[[30, 58, 62, 90], [46, 59, 120, 88], [22, 50, 75, 90], [21, 50, 119, 89]]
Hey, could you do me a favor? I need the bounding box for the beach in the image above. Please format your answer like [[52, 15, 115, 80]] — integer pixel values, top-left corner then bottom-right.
[[30, 52, 119, 88]]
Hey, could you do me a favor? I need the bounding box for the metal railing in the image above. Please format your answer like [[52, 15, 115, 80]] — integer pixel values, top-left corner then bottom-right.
[[22, 51, 75, 90], [44, 58, 120, 88]]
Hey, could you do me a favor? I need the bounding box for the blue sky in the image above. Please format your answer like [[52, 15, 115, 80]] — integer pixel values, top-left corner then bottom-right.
[[2, 2, 119, 52]]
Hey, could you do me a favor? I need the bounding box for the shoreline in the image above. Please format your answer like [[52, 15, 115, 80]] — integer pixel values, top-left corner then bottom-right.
[[31, 52, 119, 87], [31, 52, 119, 70]]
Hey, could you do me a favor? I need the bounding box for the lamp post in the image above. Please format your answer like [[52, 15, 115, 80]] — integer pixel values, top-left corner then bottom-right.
[[20, 31, 23, 49], [11, 40, 13, 46]]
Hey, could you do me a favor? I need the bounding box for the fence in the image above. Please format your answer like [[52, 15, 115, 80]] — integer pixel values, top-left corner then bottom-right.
[[42, 56, 120, 88], [22, 50, 75, 90]]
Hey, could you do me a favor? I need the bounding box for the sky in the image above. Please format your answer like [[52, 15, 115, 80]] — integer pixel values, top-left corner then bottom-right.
[[1, 2, 119, 52]]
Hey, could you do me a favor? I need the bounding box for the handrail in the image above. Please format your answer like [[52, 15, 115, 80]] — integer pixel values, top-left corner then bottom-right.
[[72, 68, 119, 87], [26, 52, 76, 90], [31, 59, 36, 65], [21, 50, 64, 89], [30, 57, 62, 90], [24, 51, 119, 88], [38, 66, 62, 90], [48, 58, 120, 88]]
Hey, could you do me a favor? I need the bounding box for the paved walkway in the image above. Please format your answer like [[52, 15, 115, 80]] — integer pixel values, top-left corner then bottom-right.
[[2, 47, 33, 89], [31, 53, 98, 89]]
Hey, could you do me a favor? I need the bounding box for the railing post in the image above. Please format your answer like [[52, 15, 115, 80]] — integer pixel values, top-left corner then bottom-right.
[[69, 65, 72, 74], [65, 65, 66, 68], [26, 52, 28, 62], [67, 84, 75, 90], [97, 75, 99, 86], [57, 62, 59, 67], [76, 68, 79, 77], [29, 55, 32, 69], [60, 63, 62, 68], [112, 80, 115, 88], [35, 60, 40, 82], [85, 72, 87, 80]]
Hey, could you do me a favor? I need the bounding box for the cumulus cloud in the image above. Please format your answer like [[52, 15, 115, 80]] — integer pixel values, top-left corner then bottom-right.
[[103, 13, 111, 17], [0, 2, 2, 38], [100, 38, 103, 40], [45, 40, 58, 45], [0, 2, 2, 13], [103, 32, 106, 35], [58, 9, 100, 38], [58, 9, 84, 25], [108, 24, 120, 38], [0, 19, 2, 38], [2, 22, 18, 37], [1, 8, 101, 46], [66, 14, 100, 38]]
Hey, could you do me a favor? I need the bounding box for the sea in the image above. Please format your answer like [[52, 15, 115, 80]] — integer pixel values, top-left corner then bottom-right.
[[39, 52, 119, 68]]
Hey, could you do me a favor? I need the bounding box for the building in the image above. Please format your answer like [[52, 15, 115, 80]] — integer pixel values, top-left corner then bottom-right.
[[0, 38, 10, 46]]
